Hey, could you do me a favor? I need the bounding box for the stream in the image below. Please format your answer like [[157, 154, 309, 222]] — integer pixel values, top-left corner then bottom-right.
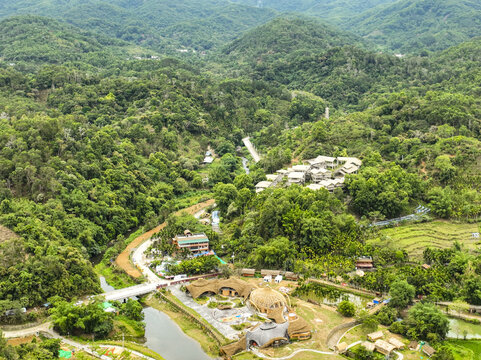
[[99, 277, 211, 359], [241, 157, 250, 174]]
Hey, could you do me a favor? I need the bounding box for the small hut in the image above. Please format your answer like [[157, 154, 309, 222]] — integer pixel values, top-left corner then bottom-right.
[[242, 268, 256, 277], [388, 337, 404, 349], [334, 342, 347, 353], [374, 340, 395, 356], [284, 272, 298, 281], [367, 330, 383, 342], [422, 344, 436, 357], [361, 341, 375, 352], [408, 341, 419, 351]]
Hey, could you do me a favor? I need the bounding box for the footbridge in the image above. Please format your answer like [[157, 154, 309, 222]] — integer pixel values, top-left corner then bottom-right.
[[102, 282, 166, 302]]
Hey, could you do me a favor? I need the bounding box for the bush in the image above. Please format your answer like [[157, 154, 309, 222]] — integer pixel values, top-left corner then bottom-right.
[[338, 300, 356, 317], [389, 321, 406, 335], [376, 306, 398, 326]]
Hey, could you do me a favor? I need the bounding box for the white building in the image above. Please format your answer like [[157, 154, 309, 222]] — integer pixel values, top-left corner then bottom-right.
[[288, 172, 306, 185], [255, 181, 273, 193]]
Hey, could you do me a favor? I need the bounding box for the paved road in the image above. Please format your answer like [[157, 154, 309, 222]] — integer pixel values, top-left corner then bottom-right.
[[242, 137, 261, 163], [252, 348, 335, 359]]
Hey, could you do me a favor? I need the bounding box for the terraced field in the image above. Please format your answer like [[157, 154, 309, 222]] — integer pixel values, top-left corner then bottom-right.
[[368, 221, 481, 260]]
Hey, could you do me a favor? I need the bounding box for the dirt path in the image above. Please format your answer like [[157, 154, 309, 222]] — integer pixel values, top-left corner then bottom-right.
[[115, 199, 215, 278]]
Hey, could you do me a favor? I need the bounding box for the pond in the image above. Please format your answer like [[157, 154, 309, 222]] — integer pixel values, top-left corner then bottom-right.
[[293, 282, 371, 308], [448, 318, 481, 339], [99, 276, 211, 359], [143, 306, 211, 360]]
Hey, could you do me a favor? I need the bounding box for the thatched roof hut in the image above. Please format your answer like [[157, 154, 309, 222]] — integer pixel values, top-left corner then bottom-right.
[[249, 287, 287, 313], [367, 330, 383, 341], [335, 342, 347, 353], [361, 341, 375, 352], [374, 339, 395, 355], [422, 344, 436, 357], [185, 277, 255, 299], [287, 314, 311, 340], [388, 337, 404, 349]]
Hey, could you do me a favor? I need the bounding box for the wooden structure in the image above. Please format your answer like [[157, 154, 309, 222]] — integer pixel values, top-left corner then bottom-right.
[[388, 337, 405, 349], [356, 256, 374, 270], [172, 232, 209, 255], [367, 330, 383, 342], [374, 339, 395, 355], [361, 341, 375, 352], [242, 268, 256, 277], [249, 287, 286, 313], [334, 342, 347, 353], [422, 344, 436, 357]]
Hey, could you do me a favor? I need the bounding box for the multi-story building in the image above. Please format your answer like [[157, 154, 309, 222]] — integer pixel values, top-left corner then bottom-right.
[[172, 230, 209, 255]]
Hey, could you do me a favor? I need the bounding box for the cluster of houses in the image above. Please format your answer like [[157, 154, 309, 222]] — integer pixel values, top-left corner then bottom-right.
[[241, 269, 298, 283], [255, 155, 362, 193], [336, 331, 436, 357]]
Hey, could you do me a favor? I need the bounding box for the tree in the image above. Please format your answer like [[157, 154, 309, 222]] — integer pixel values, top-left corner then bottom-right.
[[338, 300, 356, 317], [120, 299, 144, 321], [251, 237, 295, 270], [404, 302, 449, 340], [213, 183, 238, 213], [389, 279, 415, 309]]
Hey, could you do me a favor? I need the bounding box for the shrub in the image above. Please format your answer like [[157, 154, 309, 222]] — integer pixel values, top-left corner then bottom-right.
[[338, 300, 356, 317]]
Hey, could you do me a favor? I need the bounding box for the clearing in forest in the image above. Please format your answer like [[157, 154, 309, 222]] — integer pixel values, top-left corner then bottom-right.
[[0, 225, 19, 243], [115, 199, 215, 278], [368, 221, 481, 260]]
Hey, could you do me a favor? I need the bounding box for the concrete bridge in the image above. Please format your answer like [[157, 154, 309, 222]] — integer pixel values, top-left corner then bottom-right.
[[102, 282, 165, 302]]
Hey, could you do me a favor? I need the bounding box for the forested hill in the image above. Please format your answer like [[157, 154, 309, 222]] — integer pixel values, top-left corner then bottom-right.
[[0, 15, 139, 65], [347, 0, 481, 54], [0, 0, 278, 53], [229, 0, 397, 24], [222, 17, 364, 63]]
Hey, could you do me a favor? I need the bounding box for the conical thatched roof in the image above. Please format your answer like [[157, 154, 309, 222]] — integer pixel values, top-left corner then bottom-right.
[[249, 287, 287, 312], [287, 315, 311, 337], [185, 277, 256, 299]]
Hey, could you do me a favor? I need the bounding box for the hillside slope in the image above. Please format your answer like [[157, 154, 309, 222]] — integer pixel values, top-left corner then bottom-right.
[[347, 0, 481, 53], [229, 0, 396, 23], [0, 0, 278, 52], [0, 15, 135, 64]]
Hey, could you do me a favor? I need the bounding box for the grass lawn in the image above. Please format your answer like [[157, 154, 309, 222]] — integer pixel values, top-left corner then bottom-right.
[[368, 220, 481, 260], [95, 261, 138, 289], [446, 339, 481, 360], [113, 315, 145, 339]]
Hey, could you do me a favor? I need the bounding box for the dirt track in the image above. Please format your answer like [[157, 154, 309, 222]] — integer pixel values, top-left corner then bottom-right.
[[115, 199, 215, 278]]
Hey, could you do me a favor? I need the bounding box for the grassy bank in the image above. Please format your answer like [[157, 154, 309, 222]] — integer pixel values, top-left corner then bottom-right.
[[95, 261, 138, 289], [446, 339, 481, 360], [145, 295, 221, 358]]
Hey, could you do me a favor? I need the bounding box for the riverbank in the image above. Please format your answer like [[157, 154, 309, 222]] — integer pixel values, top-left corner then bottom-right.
[[146, 294, 219, 359]]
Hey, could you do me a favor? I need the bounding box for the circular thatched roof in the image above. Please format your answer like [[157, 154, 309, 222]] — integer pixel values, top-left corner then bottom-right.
[[249, 287, 286, 312]]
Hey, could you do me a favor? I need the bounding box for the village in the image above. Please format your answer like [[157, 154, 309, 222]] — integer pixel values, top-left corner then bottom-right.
[[137, 226, 444, 360], [254, 155, 362, 193]]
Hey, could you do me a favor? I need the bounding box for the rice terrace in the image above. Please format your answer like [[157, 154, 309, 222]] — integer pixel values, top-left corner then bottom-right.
[[369, 221, 481, 260]]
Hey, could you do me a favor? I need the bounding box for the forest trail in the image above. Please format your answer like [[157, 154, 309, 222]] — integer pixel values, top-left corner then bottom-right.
[[115, 199, 215, 278]]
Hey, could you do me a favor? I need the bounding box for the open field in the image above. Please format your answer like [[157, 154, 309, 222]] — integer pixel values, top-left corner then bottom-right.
[[368, 221, 481, 260], [115, 199, 214, 278]]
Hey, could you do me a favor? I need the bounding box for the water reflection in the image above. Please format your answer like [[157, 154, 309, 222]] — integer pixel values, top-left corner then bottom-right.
[[143, 307, 211, 360]]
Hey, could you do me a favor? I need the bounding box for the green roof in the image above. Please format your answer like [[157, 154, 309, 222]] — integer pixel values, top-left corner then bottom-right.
[[178, 238, 209, 245]]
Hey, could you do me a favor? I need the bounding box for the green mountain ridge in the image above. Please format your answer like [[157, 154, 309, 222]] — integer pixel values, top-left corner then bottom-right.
[[0, 0, 278, 53], [0, 15, 138, 65], [348, 0, 481, 53]]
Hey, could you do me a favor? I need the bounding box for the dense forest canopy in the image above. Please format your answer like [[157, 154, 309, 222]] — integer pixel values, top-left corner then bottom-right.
[[0, 0, 480, 324]]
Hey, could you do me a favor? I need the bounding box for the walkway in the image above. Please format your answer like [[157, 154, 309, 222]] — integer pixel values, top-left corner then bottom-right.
[[252, 348, 335, 359], [169, 284, 240, 340], [242, 137, 261, 163]]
